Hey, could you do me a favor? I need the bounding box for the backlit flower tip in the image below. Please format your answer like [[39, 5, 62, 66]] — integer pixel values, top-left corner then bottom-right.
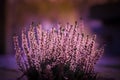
[[37, 23, 42, 29], [13, 36, 19, 49], [13, 39, 22, 58]]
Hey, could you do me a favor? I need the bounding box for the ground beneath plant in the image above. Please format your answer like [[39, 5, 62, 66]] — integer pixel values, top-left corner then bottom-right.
[[0, 55, 120, 80]]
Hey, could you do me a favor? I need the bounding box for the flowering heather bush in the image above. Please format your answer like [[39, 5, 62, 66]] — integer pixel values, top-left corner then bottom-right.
[[13, 21, 104, 80]]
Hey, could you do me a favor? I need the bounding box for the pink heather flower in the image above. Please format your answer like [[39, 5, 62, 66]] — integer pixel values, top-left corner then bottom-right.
[[13, 21, 104, 80]]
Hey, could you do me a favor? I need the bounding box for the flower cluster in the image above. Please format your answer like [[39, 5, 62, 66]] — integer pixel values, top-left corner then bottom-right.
[[13, 21, 104, 80]]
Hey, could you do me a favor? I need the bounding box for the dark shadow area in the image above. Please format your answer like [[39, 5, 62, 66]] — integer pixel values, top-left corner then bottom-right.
[[0, 0, 5, 55]]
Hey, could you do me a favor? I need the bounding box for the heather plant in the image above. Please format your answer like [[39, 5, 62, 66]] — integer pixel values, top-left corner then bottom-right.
[[13, 21, 104, 80]]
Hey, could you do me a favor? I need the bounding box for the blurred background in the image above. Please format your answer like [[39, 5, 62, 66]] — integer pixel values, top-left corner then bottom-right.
[[0, 0, 120, 80]]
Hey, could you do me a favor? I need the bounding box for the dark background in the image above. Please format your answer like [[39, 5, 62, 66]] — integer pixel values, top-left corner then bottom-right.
[[0, 0, 5, 54], [0, 0, 120, 56], [89, 2, 120, 56]]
